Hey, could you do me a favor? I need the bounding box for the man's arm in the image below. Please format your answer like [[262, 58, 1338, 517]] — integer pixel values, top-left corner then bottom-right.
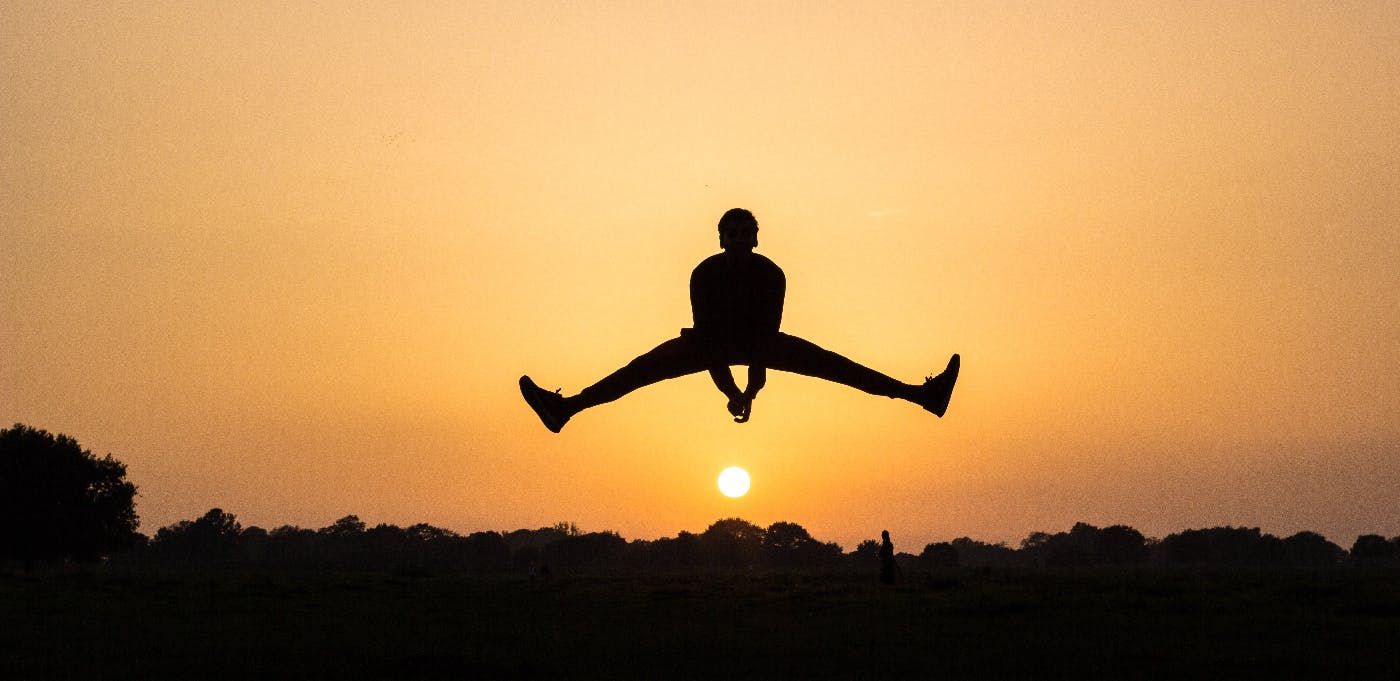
[[709, 366, 743, 401], [744, 365, 766, 400], [693, 260, 747, 410]]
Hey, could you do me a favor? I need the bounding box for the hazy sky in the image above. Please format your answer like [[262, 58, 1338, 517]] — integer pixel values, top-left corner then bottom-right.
[[4, 1, 1397, 550]]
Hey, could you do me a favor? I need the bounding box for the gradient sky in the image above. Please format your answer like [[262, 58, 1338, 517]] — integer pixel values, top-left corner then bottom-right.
[[4, 1, 1397, 551]]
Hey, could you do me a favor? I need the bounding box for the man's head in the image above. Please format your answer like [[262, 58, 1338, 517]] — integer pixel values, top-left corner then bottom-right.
[[718, 208, 758, 252]]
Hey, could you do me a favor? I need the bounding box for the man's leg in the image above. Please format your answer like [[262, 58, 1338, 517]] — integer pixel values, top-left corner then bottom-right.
[[520, 334, 711, 432], [763, 333, 959, 416], [571, 335, 711, 410], [762, 333, 912, 398]]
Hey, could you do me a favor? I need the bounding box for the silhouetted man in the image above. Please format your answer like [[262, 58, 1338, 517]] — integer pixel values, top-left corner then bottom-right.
[[879, 530, 897, 585], [520, 208, 959, 432]]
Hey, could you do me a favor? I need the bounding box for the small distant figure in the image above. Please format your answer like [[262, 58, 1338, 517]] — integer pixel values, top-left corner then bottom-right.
[[879, 530, 897, 585], [527, 561, 552, 584], [520, 208, 959, 432]]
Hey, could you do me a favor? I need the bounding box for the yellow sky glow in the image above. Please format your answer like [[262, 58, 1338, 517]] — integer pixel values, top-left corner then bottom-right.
[[3, 1, 1398, 549]]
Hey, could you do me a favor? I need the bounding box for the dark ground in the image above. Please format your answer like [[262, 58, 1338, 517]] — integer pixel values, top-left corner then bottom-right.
[[4, 567, 1398, 680]]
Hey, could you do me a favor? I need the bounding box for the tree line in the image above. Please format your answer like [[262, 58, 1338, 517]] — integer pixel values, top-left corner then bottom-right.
[[113, 510, 1400, 574], [5, 423, 1399, 574]]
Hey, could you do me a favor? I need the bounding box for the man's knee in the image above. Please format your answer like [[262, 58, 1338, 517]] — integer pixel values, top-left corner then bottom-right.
[[769, 333, 845, 367], [625, 336, 708, 375]]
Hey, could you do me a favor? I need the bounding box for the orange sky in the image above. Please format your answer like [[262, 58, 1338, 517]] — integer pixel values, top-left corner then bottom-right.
[[3, 1, 1397, 550]]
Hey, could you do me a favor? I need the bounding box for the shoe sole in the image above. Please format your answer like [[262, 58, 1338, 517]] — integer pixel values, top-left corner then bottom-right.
[[519, 376, 565, 433], [930, 353, 960, 418]]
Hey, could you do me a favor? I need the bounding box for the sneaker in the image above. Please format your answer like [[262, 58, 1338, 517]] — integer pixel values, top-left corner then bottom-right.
[[918, 353, 960, 417], [519, 375, 571, 433]]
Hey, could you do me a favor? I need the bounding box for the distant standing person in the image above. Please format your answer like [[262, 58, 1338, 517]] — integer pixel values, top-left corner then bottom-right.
[[879, 530, 897, 585], [519, 208, 960, 431]]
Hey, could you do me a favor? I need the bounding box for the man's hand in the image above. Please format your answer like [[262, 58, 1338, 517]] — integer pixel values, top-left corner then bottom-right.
[[726, 394, 752, 423]]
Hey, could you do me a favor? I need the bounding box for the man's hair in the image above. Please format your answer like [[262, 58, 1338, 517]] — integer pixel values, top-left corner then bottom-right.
[[718, 208, 757, 232]]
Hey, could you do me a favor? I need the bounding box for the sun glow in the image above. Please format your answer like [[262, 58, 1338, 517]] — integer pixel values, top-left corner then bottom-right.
[[718, 467, 751, 498], [3, 2, 1397, 550]]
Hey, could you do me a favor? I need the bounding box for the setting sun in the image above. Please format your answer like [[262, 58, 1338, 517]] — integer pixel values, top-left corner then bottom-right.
[[1, 0, 1396, 553], [3, 3, 1397, 673], [718, 467, 751, 498]]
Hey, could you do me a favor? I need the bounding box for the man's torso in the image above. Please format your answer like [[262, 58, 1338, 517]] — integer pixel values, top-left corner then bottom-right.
[[689, 252, 786, 349]]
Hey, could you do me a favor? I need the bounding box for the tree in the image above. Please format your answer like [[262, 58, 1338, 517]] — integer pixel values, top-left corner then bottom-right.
[[266, 525, 318, 568], [545, 531, 626, 569], [0, 424, 139, 564], [1350, 534, 1399, 565], [402, 523, 464, 572], [505, 525, 571, 559], [1020, 523, 1150, 567], [321, 515, 367, 537], [848, 539, 882, 568], [151, 508, 244, 563], [241, 526, 270, 563], [1156, 527, 1284, 566], [1095, 525, 1149, 565], [317, 515, 371, 567], [1281, 531, 1344, 567], [1020, 527, 1091, 567], [920, 542, 959, 568], [763, 521, 842, 569], [701, 518, 765, 567], [949, 538, 1017, 567], [463, 531, 510, 572], [638, 531, 703, 570], [763, 521, 814, 554]]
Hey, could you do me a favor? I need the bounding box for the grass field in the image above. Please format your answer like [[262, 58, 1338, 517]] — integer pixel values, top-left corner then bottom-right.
[[4, 567, 1398, 679]]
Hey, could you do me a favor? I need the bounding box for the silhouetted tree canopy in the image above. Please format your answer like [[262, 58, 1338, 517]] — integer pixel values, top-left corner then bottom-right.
[[1281, 531, 1344, 567], [151, 508, 243, 563], [762, 521, 842, 568], [632, 530, 702, 570], [920, 542, 959, 568], [1350, 534, 1399, 565], [949, 538, 1018, 567], [1157, 527, 1284, 566], [849, 538, 881, 566], [0, 424, 139, 563], [145, 512, 512, 572], [699, 517, 766, 567], [11, 422, 1395, 578], [544, 531, 626, 568], [321, 514, 367, 537], [90, 503, 1400, 576], [763, 521, 812, 554], [1021, 523, 1150, 567], [1096, 525, 1151, 564]]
